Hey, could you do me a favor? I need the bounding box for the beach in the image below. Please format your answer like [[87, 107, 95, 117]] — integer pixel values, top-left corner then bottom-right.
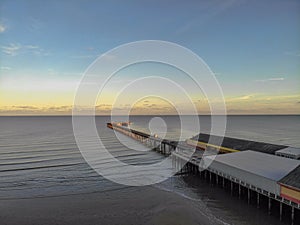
[[0, 186, 214, 225]]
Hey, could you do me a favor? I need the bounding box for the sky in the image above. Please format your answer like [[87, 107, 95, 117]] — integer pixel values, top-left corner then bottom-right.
[[0, 0, 299, 115]]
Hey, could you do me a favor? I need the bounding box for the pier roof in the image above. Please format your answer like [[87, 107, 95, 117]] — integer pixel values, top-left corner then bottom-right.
[[279, 165, 300, 190], [275, 147, 300, 159], [207, 151, 300, 181], [206, 150, 300, 194], [191, 133, 287, 154]]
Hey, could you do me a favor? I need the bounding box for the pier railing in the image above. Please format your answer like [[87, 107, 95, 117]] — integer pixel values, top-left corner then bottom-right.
[[107, 122, 299, 224]]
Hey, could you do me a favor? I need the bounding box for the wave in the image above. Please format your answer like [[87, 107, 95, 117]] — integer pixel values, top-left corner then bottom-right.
[[0, 162, 83, 172]]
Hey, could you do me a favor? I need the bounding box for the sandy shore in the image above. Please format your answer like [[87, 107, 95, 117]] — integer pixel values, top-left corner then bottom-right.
[[0, 186, 216, 225]]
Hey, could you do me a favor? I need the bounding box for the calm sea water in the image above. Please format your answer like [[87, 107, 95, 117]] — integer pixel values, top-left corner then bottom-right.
[[0, 115, 299, 224]]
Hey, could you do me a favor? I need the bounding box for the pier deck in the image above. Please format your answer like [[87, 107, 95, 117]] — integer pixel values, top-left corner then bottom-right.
[[107, 122, 300, 224]]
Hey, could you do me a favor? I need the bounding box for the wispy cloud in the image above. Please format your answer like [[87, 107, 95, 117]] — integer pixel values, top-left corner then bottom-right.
[[71, 54, 98, 59], [0, 75, 80, 92], [0, 23, 6, 33], [0, 105, 73, 115], [86, 47, 94, 51], [230, 94, 255, 101], [2, 94, 300, 115], [224, 94, 300, 114], [255, 77, 285, 82], [284, 51, 300, 57], [1, 43, 20, 56], [29, 17, 44, 31], [1, 43, 47, 56], [238, 95, 254, 100], [0, 66, 11, 70], [176, 0, 239, 34], [71, 47, 104, 59], [11, 105, 40, 110]]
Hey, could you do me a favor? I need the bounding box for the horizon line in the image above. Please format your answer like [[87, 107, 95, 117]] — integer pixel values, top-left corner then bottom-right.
[[0, 114, 299, 117]]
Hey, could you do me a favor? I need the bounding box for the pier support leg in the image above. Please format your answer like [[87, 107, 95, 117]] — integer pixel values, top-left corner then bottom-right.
[[216, 175, 218, 185], [222, 177, 225, 188], [248, 188, 250, 205], [257, 193, 260, 209], [268, 198, 272, 215], [172, 157, 174, 171], [238, 184, 241, 199], [230, 181, 233, 195], [280, 202, 283, 221], [291, 206, 294, 225], [209, 171, 212, 184]]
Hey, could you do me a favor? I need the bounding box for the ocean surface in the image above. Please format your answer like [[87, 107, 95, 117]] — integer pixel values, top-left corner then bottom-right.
[[0, 115, 299, 224]]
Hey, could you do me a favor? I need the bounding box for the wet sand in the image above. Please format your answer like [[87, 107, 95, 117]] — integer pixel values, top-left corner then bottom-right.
[[0, 186, 216, 225]]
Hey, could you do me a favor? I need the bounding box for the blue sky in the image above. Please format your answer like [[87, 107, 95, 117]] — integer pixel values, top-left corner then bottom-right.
[[0, 0, 299, 114]]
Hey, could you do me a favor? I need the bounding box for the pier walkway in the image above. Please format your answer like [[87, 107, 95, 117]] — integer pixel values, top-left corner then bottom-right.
[[107, 122, 300, 224]]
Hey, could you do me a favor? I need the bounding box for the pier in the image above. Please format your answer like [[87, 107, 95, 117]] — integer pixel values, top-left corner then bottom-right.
[[107, 122, 300, 224]]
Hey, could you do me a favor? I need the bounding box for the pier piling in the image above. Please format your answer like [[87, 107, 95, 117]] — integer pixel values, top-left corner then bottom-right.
[[107, 122, 300, 224]]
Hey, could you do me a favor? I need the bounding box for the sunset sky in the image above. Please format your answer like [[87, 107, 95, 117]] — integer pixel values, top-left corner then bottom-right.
[[0, 0, 299, 115]]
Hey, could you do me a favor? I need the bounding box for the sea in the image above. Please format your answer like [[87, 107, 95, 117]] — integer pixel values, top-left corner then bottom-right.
[[0, 115, 299, 225]]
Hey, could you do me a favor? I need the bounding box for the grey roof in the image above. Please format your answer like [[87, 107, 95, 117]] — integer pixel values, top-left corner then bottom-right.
[[205, 151, 300, 194], [279, 165, 300, 190], [276, 147, 300, 158], [206, 150, 300, 181], [191, 133, 287, 154]]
